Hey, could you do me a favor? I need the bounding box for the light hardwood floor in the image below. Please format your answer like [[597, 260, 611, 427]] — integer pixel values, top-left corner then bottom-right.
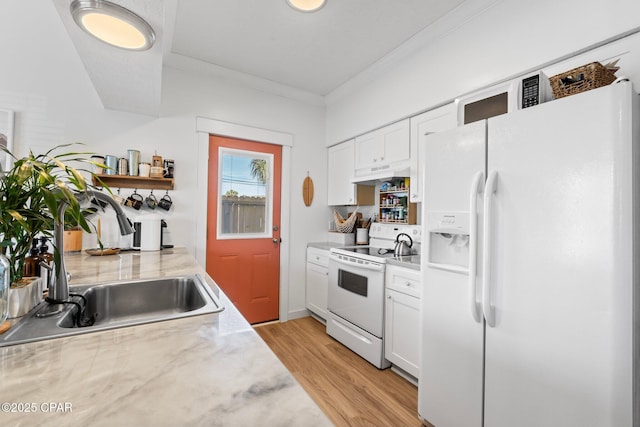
[[254, 316, 422, 427]]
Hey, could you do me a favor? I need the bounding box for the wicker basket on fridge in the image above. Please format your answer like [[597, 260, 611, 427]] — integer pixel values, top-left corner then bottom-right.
[[549, 62, 617, 99]]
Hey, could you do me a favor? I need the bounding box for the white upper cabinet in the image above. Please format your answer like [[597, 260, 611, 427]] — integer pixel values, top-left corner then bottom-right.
[[327, 139, 356, 205], [354, 119, 410, 177], [409, 103, 457, 202]]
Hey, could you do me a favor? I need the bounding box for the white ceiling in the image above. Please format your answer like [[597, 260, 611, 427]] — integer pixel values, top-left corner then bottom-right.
[[54, 0, 469, 115], [171, 0, 466, 95]]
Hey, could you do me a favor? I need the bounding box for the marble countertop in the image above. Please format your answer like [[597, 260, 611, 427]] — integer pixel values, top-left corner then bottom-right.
[[387, 255, 421, 271], [306, 241, 337, 251], [0, 248, 331, 426]]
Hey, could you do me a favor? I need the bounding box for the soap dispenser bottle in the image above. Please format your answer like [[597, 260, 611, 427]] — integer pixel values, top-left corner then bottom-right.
[[23, 238, 41, 278], [38, 237, 54, 293]]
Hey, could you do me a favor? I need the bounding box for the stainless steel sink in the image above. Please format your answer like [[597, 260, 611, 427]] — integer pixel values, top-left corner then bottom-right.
[[0, 274, 224, 347]]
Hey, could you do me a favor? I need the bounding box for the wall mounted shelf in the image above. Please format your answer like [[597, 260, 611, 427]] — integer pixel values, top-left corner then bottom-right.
[[92, 174, 174, 191], [379, 188, 416, 224]]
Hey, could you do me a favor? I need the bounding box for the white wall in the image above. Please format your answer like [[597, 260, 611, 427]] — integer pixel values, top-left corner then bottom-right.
[[325, 0, 640, 144], [0, 0, 329, 320]]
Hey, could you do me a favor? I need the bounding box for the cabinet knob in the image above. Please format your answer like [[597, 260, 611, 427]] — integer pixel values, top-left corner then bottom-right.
[[387, 295, 392, 300], [380, 156, 384, 161], [405, 281, 411, 287]]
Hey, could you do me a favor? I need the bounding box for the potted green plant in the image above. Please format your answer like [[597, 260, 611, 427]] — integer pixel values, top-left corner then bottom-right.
[[63, 205, 99, 253], [0, 144, 101, 316]]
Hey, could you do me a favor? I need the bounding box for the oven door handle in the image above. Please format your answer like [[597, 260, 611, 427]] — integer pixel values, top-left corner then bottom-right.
[[329, 255, 385, 272]]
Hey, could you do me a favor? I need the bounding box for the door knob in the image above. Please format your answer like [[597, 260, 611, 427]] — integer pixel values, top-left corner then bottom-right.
[[273, 238, 281, 243]]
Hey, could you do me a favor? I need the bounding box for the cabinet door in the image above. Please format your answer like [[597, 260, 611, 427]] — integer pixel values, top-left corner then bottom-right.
[[380, 119, 410, 165], [483, 84, 633, 427], [327, 140, 356, 205], [386, 265, 421, 297], [354, 119, 410, 172], [409, 104, 456, 202], [354, 130, 383, 170], [385, 288, 420, 377], [306, 262, 328, 319]]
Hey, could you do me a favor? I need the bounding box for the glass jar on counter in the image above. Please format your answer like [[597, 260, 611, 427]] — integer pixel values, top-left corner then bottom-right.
[[0, 253, 10, 323]]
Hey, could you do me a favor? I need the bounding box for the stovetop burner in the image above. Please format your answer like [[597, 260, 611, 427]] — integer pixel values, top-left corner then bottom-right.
[[330, 223, 422, 264], [329, 245, 400, 264], [334, 246, 395, 258]]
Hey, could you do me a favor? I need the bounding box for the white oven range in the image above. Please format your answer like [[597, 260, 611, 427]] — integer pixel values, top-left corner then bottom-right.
[[327, 223, 421, 369]]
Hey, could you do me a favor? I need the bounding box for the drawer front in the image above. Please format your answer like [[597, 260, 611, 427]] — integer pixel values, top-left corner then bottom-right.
[[307, 247, 329, 267], [386, 265, 421, 298]]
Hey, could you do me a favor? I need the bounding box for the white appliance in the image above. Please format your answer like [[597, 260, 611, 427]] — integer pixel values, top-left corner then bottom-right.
[[327, 223, 421, 369], [456, 73, 552, 126], [132, 214, 162, 251], [519, 71, 552, 109], [456, 79, 518, 126], [419, 81, 639, 427]]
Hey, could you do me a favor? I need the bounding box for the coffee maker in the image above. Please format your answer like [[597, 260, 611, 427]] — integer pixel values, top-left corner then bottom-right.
[[132, 214, 173, 251], [161, 219, 172, 249]]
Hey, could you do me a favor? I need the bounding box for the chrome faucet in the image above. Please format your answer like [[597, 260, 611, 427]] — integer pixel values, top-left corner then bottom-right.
[[40, 190, 133, 315]]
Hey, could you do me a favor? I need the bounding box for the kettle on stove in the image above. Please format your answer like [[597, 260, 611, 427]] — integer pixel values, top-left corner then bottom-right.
[[394, 233, 413, 257]]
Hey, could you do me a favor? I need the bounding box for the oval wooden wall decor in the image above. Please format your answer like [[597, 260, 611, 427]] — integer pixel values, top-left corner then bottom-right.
[[302, 173, 314, 207]]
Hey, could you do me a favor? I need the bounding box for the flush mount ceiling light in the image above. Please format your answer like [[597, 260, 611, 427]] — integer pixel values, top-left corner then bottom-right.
[[286, 0, 327, 13], [70, 0, 155, 51]]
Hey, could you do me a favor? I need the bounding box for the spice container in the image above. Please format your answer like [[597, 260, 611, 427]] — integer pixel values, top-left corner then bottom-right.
[[152, 154, 163, 168], [90, 155, 105, 174], [118, 158, 128, 175], [139, 162, 151, 177], [104, 155, 118, 175], [163, 159, 174, 178], [128, 149, 140, 176]]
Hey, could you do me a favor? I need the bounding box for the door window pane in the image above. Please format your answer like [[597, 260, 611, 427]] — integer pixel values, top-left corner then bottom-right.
[[218, 148, 273, 239]]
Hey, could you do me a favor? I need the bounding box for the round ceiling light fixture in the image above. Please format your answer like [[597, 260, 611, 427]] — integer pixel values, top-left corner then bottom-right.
[[70, 0, 155, 51], [286, 0, 327, 13]]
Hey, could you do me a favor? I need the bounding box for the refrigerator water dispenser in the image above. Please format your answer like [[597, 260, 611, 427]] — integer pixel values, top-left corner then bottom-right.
[[426, 211, 470, 274]]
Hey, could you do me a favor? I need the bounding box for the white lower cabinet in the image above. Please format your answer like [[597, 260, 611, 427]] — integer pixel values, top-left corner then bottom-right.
[[306, 247, 329, 320], [385, 264, 421, 378]]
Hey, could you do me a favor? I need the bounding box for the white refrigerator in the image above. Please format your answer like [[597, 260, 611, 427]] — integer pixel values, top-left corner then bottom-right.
[[418, 81, 639, 427]]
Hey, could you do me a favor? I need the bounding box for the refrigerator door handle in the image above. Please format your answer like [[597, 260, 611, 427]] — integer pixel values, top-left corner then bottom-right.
[[468, 171, 484, 323], [482, 170, 498, 327]]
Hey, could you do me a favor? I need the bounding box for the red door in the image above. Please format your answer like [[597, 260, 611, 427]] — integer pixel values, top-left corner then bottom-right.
[[206, 135, 281, 324]]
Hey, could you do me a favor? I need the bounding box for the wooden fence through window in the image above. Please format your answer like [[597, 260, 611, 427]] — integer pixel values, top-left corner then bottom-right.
[[221, 196, 266, 234]]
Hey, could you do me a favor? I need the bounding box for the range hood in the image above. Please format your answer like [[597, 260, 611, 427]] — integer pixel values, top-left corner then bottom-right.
[[350, 165, 410, 184]]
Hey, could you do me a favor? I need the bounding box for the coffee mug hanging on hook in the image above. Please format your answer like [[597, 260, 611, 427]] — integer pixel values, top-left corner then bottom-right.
[[125, 190, 143, 210], [112, 188, 125, 205], [158, 191, 172, 211], [145, 190, 158, 209]]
